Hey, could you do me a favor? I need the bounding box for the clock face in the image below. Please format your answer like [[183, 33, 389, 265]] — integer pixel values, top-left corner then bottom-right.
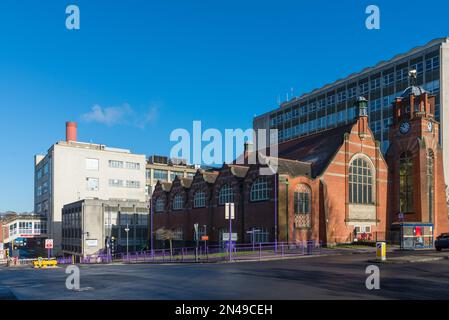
[[399, 121, 411, 134], [427, 121, 433, 132]]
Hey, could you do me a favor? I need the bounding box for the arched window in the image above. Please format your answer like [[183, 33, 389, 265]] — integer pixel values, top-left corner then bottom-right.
[[399, 152, 414, 213], [194, 191, 206, 208], [155, 198, 165, 213], [294, 184, 311, 228], [349, 157, 374, 205], [427, 150, 434, 222], [173, 194, 184, 211], [219, 184, 234, 205], [250, 177, 269, 202]]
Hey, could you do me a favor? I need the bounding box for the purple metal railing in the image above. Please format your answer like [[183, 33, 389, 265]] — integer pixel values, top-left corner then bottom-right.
[[57, 241, 323, 265]]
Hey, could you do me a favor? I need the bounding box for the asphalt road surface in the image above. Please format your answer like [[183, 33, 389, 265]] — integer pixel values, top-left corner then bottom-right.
[[1, 251, 449, 300]]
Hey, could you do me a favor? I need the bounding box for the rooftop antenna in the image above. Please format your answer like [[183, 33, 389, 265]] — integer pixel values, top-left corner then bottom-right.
[[409, 69, 417, 86], [290, 87, 294, 99], [277, 95, 281, 106]]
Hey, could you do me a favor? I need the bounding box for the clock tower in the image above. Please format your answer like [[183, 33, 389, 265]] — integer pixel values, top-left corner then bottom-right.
[[386, 75, 449, 237]]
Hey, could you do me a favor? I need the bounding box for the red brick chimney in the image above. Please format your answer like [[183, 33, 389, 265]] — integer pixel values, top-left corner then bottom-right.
[[66, 122, 77, 142]]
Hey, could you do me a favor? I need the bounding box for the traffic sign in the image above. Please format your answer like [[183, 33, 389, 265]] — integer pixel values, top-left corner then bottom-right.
[[225, 203, 235, 220], [201, 235, 209, 241], [45, 239, 54, 249], [222, 233, 238, 241]]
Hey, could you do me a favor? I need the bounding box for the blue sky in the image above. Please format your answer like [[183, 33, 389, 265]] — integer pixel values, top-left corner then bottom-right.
[[1, 0, 448, 212]]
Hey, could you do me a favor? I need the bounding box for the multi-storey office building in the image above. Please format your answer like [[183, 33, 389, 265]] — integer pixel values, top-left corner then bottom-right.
[[61, 199, 148, 258], [254, 38, 449, 183], [34, 122, 146, 254], [145, 155, 199, 200]]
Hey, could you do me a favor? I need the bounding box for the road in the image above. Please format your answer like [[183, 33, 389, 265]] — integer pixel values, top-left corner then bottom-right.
[[1, 251, 449, 300]]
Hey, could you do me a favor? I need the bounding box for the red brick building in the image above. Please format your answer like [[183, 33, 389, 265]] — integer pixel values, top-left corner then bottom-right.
[[152, 89, 449, 247]]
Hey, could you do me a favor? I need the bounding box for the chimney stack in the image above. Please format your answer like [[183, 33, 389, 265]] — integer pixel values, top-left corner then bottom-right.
[[66, 122, 77, 142]]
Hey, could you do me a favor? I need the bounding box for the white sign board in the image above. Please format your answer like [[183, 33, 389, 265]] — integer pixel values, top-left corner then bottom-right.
[[45, 239, 54, 249], [86, 239, 98, 247], [222, 233, 238, 241], [225, 203, 235, 220]]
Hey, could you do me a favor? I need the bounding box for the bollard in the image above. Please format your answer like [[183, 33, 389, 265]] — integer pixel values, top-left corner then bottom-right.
[[259, 243, 262, 261], [376, 242, 386, 261]]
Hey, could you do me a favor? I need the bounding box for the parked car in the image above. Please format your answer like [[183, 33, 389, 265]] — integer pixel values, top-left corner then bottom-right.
[[435, 233, 449, 251]]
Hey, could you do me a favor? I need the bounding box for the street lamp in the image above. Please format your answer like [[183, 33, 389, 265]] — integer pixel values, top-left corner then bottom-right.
[[124, 224, 130, 259], [148, 202, 154, 257], [285, 178, 290, 244]]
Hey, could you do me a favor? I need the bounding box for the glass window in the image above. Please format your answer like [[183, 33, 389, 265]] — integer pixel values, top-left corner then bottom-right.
[[155, 198, 165, 213], [219, 184, 234, 205], [250, 177, 269, 202], [173, 194, 184, 211], [349, 157, 374, 205], [427, 150, 435, 222], [126, 162, 140, 170], [109, 160, 123, 168], [194, 191, 206, 208], [172, 228, 183, 241], [86, 158, 99, 170], [399, 152, 414, 213], [153, 169, 168, 181], [294, 184, 311, 228], [126, 180, 140, 188], [86, 177, 99, 191], [170, 171, 184, 181], [109, 179, 123, 188]]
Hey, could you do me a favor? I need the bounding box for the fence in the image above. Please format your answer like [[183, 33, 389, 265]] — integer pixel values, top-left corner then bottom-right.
[[56, 241, 323, 265]]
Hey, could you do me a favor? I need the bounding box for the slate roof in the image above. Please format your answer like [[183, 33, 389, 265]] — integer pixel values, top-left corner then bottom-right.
[[161, 182, 172, 192], [401, 86, 428, 98], [229, 165, 250, 178], [277, 122, 356, 178], [201, 171, 219, 184], [180, 177, 193, 188]]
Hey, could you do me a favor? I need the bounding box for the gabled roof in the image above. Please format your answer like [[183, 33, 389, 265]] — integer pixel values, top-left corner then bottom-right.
[[201, 170, 219, 184], [229, 164, 250, 178], [277, 121, 356, 177], [180, 177, 193, 188], [161, 182, 172, 192], [277, 158, 312, 177]]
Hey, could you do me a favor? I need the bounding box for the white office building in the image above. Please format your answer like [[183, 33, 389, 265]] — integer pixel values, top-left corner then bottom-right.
[[34, 122, 146, 254]]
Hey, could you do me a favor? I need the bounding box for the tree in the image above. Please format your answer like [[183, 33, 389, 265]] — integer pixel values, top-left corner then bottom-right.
[[156, 228, 174, 258]]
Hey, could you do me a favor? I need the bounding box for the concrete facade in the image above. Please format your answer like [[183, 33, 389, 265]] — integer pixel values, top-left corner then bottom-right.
[[35, 123, 146, 254], [61, 199, 148, 258]]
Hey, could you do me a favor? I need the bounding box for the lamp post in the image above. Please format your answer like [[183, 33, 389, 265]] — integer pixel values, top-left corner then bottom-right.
[[274, 174, 278, 253], [148, 202, 154, 257], [285, 179, 290, 244], [124, 224, 130, 260]]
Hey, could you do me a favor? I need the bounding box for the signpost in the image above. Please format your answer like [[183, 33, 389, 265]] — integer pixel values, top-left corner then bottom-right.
[[45, 239, 53, 260], [194, 223, 199, 262], [225, 203, 235, 261]]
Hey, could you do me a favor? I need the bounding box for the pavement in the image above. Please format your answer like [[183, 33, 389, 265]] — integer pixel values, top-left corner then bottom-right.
[[1, 248, 449, 300]]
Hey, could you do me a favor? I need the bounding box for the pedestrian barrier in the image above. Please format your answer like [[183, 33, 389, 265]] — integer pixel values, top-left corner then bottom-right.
[[33, 258, 58, 269], [52, 241, 324, 265]]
